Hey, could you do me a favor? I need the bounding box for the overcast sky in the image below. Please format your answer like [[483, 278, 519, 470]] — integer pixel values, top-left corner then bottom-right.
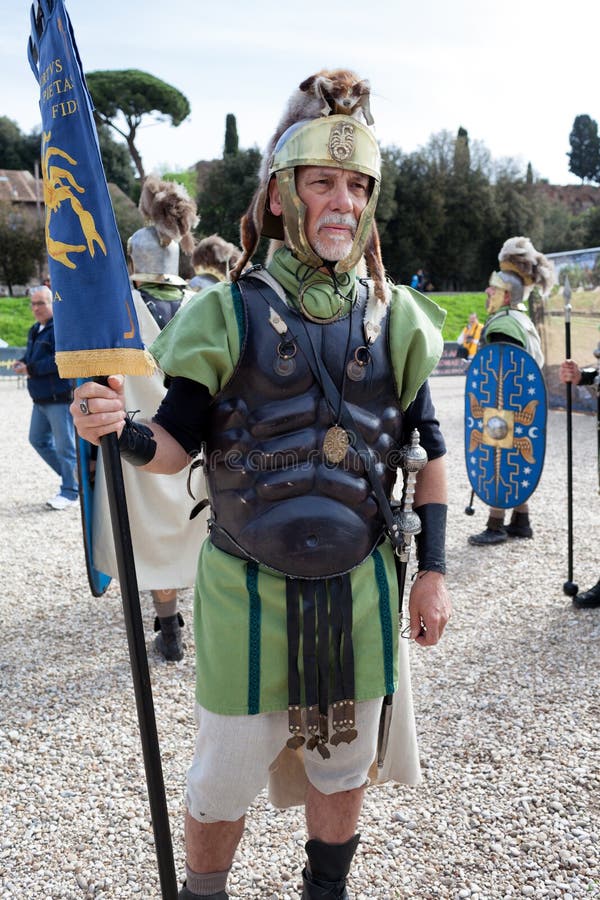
[[4, 0, 599, 185]]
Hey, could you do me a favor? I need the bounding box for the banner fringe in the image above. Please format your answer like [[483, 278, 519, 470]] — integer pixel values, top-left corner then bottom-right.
[[57, 348, 156, 379]]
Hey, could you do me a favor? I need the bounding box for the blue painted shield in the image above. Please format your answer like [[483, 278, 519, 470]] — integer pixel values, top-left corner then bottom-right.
[[464, 343, 547, 509], [76, 379, 111, 597]]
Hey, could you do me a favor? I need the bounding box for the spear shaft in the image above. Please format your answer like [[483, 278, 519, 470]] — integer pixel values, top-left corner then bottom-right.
[[563, 277, 578, 596], [101, 432, 178, 899]]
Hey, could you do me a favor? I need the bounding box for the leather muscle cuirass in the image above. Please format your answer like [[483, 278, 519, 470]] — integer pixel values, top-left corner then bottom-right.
[[206, 275, 404, 578]]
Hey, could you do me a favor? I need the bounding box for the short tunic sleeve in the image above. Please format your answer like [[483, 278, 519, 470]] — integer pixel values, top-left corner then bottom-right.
[[389, 285, 446, 409], [150, 282, 243, 395]]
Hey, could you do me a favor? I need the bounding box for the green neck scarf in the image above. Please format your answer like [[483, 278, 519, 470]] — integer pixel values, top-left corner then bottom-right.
[[137, 282, 185, 302], [267, 247, 357, 321]]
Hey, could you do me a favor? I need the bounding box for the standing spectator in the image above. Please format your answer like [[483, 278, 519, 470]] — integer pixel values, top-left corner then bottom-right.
[[456, 312, 482, 361], [13, 285, 78, 509], [410, 267, 425, 291]]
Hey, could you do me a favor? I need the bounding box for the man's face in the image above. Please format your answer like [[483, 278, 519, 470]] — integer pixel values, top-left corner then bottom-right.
[[30, 292, 53, 325], [485, 285, 508, 314], [293, 165, 370, 262]]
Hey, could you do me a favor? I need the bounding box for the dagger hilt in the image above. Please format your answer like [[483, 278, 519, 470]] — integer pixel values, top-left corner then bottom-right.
[[394, 428, 428, 563]]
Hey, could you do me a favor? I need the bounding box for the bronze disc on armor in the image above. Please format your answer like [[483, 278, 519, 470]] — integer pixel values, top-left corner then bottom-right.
[[347, 346, 370, 382], [347, 360, 365, 381], [274, 339, 297, 376], [274, 356, 296, 376], [323, 425, 350, 464]]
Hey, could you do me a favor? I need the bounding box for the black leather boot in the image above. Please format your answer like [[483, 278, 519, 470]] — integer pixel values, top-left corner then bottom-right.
[[573, 580, 600, 609], [302, 869, 349, 899], [178, 886, 227, 899], [302, 834, 360, 899], [468, 517, 507, 546], [505, 511, 533, 538], [154, 612, 185, 661]]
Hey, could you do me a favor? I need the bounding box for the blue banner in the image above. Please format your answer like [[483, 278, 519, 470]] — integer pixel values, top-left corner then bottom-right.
[[28, 0, 153, 377]]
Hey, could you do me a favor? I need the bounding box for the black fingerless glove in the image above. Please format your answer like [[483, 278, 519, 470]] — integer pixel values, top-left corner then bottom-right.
[[414, 503, 447, 574], [117, 416, 157, 467]]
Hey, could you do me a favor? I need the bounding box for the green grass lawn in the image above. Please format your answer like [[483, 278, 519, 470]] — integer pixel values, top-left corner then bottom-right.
[[0, 297, 31, 346], [430, 292, 487, 342], [1, 290, 487, 347]]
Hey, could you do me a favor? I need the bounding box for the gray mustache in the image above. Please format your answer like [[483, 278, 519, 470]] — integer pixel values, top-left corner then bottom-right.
[[317, 214, 357, 231]]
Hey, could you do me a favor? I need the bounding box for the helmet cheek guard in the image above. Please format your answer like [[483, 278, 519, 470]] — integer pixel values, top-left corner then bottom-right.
[[336, 178, 380, 274], [272, 169, 322, 270]]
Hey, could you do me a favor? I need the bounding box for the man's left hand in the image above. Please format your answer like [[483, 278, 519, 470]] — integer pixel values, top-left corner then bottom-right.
[[408, 570, 451, 647]]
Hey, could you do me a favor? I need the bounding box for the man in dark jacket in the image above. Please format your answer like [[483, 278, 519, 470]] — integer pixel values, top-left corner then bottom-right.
[[13, 285, 78, 509]]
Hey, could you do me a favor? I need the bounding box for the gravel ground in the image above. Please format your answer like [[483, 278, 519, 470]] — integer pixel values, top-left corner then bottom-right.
[[0, 374, 598, 900]]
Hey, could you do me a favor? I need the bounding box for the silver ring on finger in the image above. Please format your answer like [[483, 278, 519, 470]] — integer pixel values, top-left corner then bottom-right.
[[79, 399, 90, 416]]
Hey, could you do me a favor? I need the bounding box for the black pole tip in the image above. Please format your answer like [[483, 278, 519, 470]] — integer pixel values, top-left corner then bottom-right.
[[464, 506, 475, 516], [563, 581, 579, 597]]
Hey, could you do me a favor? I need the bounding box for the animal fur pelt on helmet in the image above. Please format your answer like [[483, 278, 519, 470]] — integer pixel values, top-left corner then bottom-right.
[[498, 236, 555, 296], [258, 69, 374, 191], [139, 174, 198, 256], [230, 70, 388, 304], [192, 234, 242, 277]]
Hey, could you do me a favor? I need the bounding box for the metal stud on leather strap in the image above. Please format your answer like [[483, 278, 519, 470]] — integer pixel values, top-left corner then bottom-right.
[[330, 699, 357, 747], [287, 704, 305, 751]]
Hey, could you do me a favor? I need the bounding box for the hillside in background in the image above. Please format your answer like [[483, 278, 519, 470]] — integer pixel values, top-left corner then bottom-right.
[[534, 182, 600, 216]]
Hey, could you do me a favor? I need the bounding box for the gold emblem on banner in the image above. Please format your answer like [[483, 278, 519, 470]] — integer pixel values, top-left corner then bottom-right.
[[41, 130, 107, 269]]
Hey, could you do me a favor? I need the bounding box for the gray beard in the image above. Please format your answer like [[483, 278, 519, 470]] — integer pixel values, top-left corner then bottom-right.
[[311, 213, 357, 262], [311, 234, 354, 262]]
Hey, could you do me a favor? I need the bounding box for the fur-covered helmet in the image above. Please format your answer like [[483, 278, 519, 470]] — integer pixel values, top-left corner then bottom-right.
[[128, 175, 198, 286], [487, 236, 555, 313], [230, 95, 388, 304], [192, 234, 242, 280], [261, 115, 381, 276]]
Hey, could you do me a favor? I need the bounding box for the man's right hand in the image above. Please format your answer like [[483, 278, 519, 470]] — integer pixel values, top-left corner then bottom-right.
[[71, 375, 127, 445], [559, 359, 582, 385]]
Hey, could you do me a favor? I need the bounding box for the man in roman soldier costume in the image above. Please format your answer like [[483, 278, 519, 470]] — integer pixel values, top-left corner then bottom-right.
[[560, 355, 600, 608], [90, 175, 205, 660], [72, 79, 450, 899], [468, 236, 555, 546]]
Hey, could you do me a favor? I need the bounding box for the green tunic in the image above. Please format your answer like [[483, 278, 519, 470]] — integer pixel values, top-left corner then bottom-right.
[[151, 248, 445, 715]]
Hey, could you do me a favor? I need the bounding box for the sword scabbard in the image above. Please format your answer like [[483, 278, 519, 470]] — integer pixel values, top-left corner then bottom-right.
[[377, 429, 427, 769]]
